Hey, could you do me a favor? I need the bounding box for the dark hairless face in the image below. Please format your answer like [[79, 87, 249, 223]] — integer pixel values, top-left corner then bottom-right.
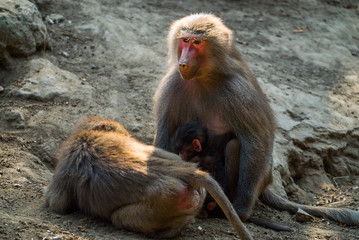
[[178, 138, 202, 160]]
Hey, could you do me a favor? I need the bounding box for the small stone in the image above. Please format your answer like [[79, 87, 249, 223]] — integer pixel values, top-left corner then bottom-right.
[[76, 24, 100, 34], [131, 127, 140, 132], [61, 51, 69, 57], [4, 109, 25, 129], [130, 123, 144, 132], [351, 50, 359, 56], [46, 14, 65, 25], [0, 85, 4, 93], [48, 235, 63, 240]]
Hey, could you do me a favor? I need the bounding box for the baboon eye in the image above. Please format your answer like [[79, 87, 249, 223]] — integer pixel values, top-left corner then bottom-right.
[[193, 39, 201, 45], [183, 38, 190, 43]]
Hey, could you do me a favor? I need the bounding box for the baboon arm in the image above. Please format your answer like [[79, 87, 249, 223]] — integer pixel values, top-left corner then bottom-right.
[[232, 134, 273, 220], [153, 94, 173, 150], [152, 147, 183, 161], [154, 123, 172, 151]]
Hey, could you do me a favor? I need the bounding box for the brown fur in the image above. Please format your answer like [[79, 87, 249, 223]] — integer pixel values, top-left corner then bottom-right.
[[173, 122, 236, 197], [173, 122, 293, 231], [155, 13, 275, 220], [45, 116, 253, 239], [154, 13, 359, 226]]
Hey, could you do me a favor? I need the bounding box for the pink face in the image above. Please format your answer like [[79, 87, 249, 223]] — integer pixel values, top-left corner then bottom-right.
[[177, 36, 207, 80]]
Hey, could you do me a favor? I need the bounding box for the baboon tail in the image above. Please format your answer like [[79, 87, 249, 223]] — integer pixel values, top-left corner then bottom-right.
[[260, 189, 359, 226], [198, 175, 254, 240]]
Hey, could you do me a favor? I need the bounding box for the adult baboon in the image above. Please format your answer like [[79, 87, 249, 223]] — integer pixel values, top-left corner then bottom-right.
[[153, 13, 359, 226], [45, 116, 253, 240]]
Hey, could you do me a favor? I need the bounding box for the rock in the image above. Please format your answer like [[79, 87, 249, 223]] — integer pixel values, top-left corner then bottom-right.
[[46, 14, 65, 24], [29, 0, 52, 8], [8, 58, 93, 102], [296, 208, 314, 222], [0, 86, 4, 93], [0, 48, 14, 69], [3, 109, 26, 129], [130, 123, 144, 132], [0, 0, 50, 59], [263, 72, 359, 197]]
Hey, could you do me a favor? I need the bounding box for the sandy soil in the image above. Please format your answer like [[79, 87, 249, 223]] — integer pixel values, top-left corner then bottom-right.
[[1, 0, 359, 239]]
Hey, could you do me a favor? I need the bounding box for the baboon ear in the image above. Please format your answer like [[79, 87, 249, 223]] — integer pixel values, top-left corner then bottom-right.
[[192, 139, 202, 152]]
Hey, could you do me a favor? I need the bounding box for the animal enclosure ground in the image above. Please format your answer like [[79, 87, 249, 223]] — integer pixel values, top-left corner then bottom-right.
[[1, 0, 359, 239]]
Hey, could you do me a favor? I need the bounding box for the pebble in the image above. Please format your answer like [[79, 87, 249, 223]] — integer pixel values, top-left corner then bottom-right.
[[61, 51, 69, 57], [46, 14, 65, 25], [0, 85, 4, 93], [130, 123, 144, 132], [48, 235, 63, 240], [4, 109, 25, 129], [76, 24, 99, 34]]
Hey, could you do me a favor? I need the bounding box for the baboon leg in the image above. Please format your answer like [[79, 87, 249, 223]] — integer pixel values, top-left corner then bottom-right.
[[224, 139, 240, 202], [111, 203, 157, 233], [111, 201, 194, 238]]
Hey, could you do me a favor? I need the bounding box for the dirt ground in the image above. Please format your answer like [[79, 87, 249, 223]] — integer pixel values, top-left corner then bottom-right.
[[1, 0, 359, 239]]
